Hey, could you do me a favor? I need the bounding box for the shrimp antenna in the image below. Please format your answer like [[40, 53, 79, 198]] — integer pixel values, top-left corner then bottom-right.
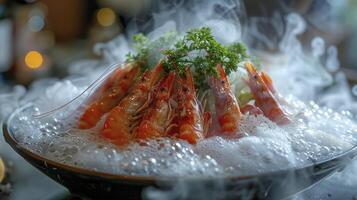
[[32, 62, 124, 119]]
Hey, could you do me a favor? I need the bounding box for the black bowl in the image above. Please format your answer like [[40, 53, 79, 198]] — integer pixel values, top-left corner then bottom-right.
[[3, 106, 357, 200]]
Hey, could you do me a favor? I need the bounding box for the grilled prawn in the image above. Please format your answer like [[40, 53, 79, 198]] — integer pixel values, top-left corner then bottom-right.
[[245, 63, 290, 125], [78, 65, 140, 129], [135, 72, 176, 140], [176, 69, 211, 144], [101, 64, 163, 146], [209, 64, 242, 136]]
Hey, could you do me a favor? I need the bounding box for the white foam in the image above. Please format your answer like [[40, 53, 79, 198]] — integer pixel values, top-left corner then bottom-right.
[[8, 80, 357, 177]]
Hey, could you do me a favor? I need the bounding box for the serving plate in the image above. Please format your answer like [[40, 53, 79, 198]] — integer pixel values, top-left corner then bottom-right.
[[3, 106, 357, 200]]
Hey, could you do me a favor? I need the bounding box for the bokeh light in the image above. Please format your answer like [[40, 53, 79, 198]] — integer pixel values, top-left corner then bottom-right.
[[28, 15, 45, 32], [25, 51, 43, 69], [97, 8, 116, 27]]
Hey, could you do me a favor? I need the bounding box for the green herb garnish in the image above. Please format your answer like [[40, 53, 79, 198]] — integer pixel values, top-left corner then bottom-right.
[[126, 32, 177, 71], [126, 27, 250, 90], [162, 27, 249, 88]]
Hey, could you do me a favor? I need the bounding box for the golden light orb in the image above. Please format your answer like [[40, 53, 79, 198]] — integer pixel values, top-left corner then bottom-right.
[[97, 8, 116, 27], [25, 51, 43, 69]]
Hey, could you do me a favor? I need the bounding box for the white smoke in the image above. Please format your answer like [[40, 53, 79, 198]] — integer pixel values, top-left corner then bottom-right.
[[127, 1, 357, 199], [1, 0, 357, 200]]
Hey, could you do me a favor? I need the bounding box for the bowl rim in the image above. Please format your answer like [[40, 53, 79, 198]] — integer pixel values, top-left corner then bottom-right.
[[3, 104, 357, 182]]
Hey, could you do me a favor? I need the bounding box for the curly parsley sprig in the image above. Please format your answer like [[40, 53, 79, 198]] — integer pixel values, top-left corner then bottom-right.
[[162, 27, 249, 88], [126, 27, 250, 89], [126, 32, 177, 71]]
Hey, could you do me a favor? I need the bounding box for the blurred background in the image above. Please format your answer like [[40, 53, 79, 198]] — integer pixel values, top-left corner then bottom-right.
[[0, 0, 357, 199], [0, 0, 356, 87]]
